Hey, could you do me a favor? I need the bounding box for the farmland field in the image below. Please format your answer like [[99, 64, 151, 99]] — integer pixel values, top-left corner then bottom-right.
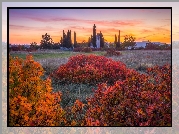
[[9, 49, 171, 126], [10, 49, 171, 73], [9, 50, 171, 105], [9, 50, 171, 89]]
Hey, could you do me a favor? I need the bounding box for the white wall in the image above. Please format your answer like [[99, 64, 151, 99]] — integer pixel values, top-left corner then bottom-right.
[[96, 35, 100, 48]]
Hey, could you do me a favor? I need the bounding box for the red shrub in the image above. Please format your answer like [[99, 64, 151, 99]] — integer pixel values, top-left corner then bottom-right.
[[105, 48, 121, 56], [84, 65, 171, 126], [51, 54, 127, 85], [73, 47, 83, 52], [82, 47, 92, 53], [73, 47, 92, 53], [91, 48, 104, 51]]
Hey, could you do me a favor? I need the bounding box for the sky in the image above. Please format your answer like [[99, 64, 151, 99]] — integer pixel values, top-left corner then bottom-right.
[[2, 2, 179, 45]]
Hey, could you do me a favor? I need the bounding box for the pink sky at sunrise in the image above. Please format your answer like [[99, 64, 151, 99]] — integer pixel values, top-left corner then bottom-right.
[[8, 8, 171, 45]]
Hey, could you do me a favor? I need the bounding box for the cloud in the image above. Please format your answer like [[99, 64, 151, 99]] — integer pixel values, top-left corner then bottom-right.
[[25, 16, 144, 27], [153, 27, 170, 33], [61, 26, 121, 35], [141, 29, 152, 33], [67, 26, 91, 32], [9, 24, 58, 32]]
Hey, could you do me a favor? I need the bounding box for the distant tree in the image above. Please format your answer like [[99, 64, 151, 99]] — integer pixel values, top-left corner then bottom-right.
[[9, 44, 12, 52], [80, 40, 88, 48], [52, 42, 60, 49], [159, 43, 171, 50], [20, 45, 25, 51], [100, 32, 104, 48], [116, 42, 120, 50], [111, 43, 116, 48], [40, 33, 54, 49], [30, 42, 37, 46], [122, 35, 136, 50], [30, 42, 39, 50], [74, 42, 79, 48], [88, 37, 91, 47], [18, 45, 22, 51], [145, 41, 160, 50]]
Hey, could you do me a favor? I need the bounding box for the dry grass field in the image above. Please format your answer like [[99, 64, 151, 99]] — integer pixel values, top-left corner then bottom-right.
[[9, 49, 171, 108], [8, 49, 172, 126], [26, 50, 171, 75]]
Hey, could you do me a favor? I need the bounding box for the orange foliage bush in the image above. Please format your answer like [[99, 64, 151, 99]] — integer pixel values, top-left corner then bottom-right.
[[62, 99, 87, 126], [9, 55, 65, 126], [9, 54, 171, 126]]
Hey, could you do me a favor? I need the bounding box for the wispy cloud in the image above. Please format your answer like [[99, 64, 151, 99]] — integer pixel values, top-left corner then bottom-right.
[[10, 25, 31, 30], [25, 16, 144, 27], [9, 24, 59, 32], [140, 29, 153, 33], [8, 9, 171, 44], [153, 27, 170, 33]]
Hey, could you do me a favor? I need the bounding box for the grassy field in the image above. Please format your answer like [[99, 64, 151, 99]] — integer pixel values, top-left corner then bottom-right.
[[9, 49, 171, 108], [8, 49, 172, 127], [9, 49, 171, 79], [110, 50, 171, 73], [9, 50, 106, 60]]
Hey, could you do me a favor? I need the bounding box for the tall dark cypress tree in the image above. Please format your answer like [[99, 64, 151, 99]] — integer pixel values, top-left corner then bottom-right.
[[100, 31, 104, 48], [93, 24, 96, 48]]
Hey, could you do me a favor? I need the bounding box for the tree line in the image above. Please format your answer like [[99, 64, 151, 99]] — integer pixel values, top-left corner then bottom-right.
[[9, 33, 171, 51]]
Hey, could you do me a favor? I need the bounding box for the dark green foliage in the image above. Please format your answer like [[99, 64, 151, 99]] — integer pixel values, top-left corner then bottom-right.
[[40, 33, 54, 49], [121, 35, 136, 50], [30, 42, 39, 50]]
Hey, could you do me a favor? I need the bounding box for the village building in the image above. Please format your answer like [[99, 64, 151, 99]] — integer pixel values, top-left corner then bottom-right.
[[89, 24, 104, 48]]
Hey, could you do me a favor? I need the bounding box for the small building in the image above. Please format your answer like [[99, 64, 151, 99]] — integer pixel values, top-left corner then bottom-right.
[[89, 24, 104, 48], [96, 33, 100, 48], [135, 41, 148, 49], [90, 34, 101, 48]]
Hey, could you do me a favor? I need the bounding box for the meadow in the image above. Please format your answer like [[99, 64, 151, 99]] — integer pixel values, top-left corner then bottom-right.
[[9, 49, 171, 126], [10, 49, 171, 76]]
